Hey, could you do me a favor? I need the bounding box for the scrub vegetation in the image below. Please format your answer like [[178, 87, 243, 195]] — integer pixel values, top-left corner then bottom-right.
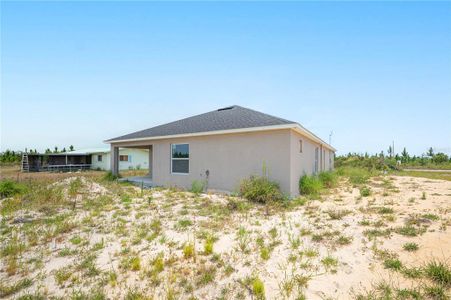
[[0, 165, 450, 299]]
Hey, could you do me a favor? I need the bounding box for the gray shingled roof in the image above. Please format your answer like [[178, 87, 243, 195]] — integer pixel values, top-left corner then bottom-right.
[[107, 105, 297, 142]]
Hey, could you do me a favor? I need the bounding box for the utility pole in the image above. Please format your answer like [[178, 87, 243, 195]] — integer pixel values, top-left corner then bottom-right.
[[393, 140, 395, 158]]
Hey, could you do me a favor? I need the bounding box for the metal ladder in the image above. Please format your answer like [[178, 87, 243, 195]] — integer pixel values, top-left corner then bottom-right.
[[21, 153, 30, 172]]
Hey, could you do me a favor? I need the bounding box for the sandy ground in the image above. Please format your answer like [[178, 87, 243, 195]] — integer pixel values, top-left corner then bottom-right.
[[1, 175, 450, 299]]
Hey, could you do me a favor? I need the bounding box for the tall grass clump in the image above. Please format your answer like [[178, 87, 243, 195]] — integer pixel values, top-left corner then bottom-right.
[[299, 175, 323, 196], [103, 171, 120, 181], [318, 171, 338, 188], [239, 175, 284, 204], [0, 180, 27, 199], [338, 167, 372, 185], [424, 260, 451, 287], [252, 277, 265, 300], [190, 180, 205, 194]]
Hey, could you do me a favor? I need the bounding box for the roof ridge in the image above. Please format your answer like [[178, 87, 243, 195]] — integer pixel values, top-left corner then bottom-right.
[[234, 105, 296, 124], [107, 105, 298, 142]]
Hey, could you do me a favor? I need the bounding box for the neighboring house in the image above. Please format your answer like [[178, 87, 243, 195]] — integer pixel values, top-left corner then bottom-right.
[[23, 148, 148, 172], [89, 148, 148, 171], [106, 105, 335, 196]]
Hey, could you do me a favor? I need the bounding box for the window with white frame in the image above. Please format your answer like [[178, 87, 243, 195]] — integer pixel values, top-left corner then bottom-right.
[[97, 155, 102, 162], [171, 144, 189, 174], [119, 155, 129, 162]]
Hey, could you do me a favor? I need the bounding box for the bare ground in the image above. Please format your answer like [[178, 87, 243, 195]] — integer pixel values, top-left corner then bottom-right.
[[0, 174, 450, 299]]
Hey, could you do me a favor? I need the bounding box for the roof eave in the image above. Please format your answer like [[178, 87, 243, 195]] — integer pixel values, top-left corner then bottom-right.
[[292, 125, 336, 152], [104, 124, 297, 144], [105, 123, 336, 151]]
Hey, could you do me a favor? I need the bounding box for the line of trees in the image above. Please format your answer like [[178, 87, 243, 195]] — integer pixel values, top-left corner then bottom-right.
[[42, 145, 75, 154], [0, 145, 76, 163], [336, 146, 451, 170]]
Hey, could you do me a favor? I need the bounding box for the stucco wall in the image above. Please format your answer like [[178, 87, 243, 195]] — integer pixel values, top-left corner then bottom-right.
[[91, 149, 149, 171], [289, 131, 335, 196], [110, 129, 334, 196], [112, 130, 292, 194]]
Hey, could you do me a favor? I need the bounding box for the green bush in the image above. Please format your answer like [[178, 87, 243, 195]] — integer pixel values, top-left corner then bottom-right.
[[103, 171, 120, 181], [190, 180, 205, 194], [0, 180, 26, 199], [239, 175, 284, 204], [384, 258, 403, 271], [318, 171, 338, 188], [403, 242, 419, 252], [359, 186, 371, 197], [299, 175, 323, 195], [424, 260, 451, 286], [339, 167, 372, 185], [252, 277, 265, 299]]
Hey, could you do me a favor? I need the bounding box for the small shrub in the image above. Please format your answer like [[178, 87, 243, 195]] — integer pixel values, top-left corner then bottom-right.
[[252, 277, 265, 299], [196, 266, 216, 286], [363, 228, 391, 239], [402, 242, 419, 252], [183, 243, 195, 259], [401, 267, 423, 279], [121, 195, 131, 203], [318, 171, 337, 188], [422, 213, 439, 221], [326, 209, 351, 220], [421, 191, 426, 200], [190, 180, 205, 194], [321, 256, 338, 271], [304, 248, 319, 258], [336, 235, 353, 245], [311, 234, 323, 242], [341, 167, 371, 185], [103, 171, 120, 181], [239, 175, 284, 204], [359, 219, 371, 226], [130, 256, 141, 271], [0, 180, 26, 198], [395, 225, 423, 237], [378, 207, 394, 214], [424, 285, 447, 299], [359, 186, 371, 197], [59, 247, 76, 257], [120, 256, 141, 271], [260, 247, 270, 260], [288, 234, 301, 249], [0, 278, 32, 297], [70, 236, 82, 245], [236, 227, 250, 252], [268, 227, 278, 239], [384, 258, 403, 271], [151, 254, 164, 273], [299, 175, 323, 195], [204, 237, 214, 255], [424, 260, 451, 286], [176, 219, 193, 230], [289, 197, 308, 207], [55, 268, 72, 285]]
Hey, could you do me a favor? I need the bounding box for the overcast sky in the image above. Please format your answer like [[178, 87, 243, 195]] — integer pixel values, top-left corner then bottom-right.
[[1, 2, 450, 155]]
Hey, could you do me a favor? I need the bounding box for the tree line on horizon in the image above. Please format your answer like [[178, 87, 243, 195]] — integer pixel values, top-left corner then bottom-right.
[[336, 146, 451, 170], [0, 146, 76, 163]]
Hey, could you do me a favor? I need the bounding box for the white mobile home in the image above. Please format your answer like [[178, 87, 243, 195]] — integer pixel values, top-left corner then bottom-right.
[[89, 148, 149, 171]]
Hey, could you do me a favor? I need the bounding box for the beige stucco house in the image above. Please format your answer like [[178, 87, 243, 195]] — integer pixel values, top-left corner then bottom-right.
[[106, 106, 335, 196]]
